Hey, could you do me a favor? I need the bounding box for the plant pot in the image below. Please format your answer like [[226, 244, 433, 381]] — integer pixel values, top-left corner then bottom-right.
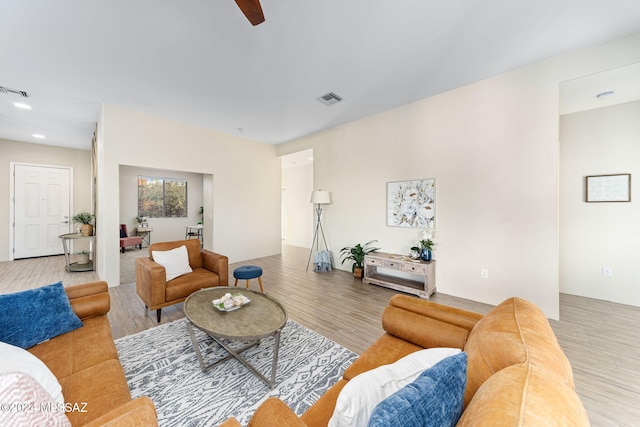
[[76, 253, 90, 264], [420, 248, 432, 261], [80, 224, 94, 236], [353, 266, 364, 279]]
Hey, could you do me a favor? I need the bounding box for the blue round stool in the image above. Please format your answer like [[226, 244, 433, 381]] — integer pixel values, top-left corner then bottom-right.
[[233, 265, 264, 292]]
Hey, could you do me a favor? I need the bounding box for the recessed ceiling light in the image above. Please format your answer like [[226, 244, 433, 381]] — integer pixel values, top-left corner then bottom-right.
[[14, 102, 32, 110], [596, 91, 615, 99], [32, 134, 45, 139]]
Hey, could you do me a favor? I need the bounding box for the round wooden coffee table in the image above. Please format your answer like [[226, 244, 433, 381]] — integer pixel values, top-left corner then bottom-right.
[[183, 286, 287, 388]]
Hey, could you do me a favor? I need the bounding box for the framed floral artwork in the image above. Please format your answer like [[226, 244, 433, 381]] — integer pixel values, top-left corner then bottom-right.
[[387, 179, 435, 228]]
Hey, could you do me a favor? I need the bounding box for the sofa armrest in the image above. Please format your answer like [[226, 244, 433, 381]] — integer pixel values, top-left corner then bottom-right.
[[389, 295, 483, 332], [246, 397, 307, 427], [382, 305, 473, 349], [65, 281, 110, 320], [83, 396, 157, 427], [202, 250, 229, 287], [135, 257, 167, 308]]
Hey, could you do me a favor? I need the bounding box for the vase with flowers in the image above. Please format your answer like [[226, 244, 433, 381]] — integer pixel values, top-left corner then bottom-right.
[[410, 228, 435, 261]]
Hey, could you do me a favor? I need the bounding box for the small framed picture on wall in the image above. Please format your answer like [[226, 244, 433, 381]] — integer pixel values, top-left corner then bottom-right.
[[585, 174, 631, 202]]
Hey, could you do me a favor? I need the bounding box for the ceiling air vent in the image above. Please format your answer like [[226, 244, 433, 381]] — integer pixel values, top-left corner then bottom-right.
[[0, 86, 29, 98], [317, 92, 343, 106]]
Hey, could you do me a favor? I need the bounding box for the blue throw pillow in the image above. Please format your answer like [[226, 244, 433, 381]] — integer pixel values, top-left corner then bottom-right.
[[0, 282, 83, 349], [368, 352, 467, 427]]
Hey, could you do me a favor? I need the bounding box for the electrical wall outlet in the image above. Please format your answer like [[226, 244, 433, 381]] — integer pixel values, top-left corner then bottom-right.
[[480, 268, 489, 279], [602, 267, 613, 277]]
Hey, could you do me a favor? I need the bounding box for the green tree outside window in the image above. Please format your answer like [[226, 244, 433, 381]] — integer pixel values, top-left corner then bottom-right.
[[138, 176, 187, 218]]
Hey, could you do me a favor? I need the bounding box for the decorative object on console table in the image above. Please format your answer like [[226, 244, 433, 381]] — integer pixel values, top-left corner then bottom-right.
[[585, 173, 631, 202], [340, 240, 380, 279], [363, 252, 435, 299], [410, 228, 436, 261], [387, 179, 436, 228], [71, 211, 95, 236], [307, 190, 333, 272], [420, 246, 432, 261], [411, 239, 434, 262]]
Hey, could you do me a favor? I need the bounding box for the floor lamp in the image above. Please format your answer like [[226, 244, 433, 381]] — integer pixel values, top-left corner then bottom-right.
[[306, 190, 332, 272]]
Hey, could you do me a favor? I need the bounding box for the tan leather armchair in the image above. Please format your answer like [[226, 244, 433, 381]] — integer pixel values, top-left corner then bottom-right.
[[135, 239, 228, 322]]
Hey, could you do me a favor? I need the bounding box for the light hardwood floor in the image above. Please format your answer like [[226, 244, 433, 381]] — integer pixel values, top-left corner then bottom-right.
[[1, 245, 638, 426]]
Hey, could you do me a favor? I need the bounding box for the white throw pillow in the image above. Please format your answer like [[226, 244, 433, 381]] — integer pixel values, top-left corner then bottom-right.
[[0, 341, 64, 405], [328, 347, 461, 427], [0, 372, 70, 426], [152, 245, 193, 281]]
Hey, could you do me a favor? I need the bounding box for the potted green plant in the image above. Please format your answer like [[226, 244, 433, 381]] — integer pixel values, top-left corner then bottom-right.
[[340, 240, 380, 279], [72, 211, 95, 236], [411, 239, 434, 261]]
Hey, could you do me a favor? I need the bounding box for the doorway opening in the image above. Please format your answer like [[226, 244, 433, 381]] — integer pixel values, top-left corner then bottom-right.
[[280, 149, 314, 250], [118, 165, 210, 285]]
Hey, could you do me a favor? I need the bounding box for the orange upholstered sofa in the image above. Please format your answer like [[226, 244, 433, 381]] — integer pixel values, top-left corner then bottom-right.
[[27, 281, 157, 426], [221, 295, 589, 426]]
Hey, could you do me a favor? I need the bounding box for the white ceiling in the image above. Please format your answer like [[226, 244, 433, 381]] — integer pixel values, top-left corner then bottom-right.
[[560, 62, 640, 115], [281, 149, 313, 170], [2, 0, 640, 150]]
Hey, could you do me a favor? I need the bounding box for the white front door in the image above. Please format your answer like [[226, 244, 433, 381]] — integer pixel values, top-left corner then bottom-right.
[[13, 164, 71, 259]]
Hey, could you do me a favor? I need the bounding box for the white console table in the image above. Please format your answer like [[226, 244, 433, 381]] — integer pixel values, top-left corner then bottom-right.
[[363, 252, 435, 299]]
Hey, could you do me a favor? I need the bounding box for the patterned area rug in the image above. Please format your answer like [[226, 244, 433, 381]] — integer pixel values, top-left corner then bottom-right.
[[115, 319, 357, 426]]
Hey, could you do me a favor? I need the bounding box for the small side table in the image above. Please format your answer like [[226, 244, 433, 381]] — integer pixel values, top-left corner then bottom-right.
[[136, 227, 153, 248], [185, 225, 203, 248], [59, 233, 95, 272]]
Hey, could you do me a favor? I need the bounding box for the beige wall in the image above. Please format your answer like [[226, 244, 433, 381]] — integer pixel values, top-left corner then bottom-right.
[[119, 166, 204, 244], [277, 32, 640, 319], [0, 139, 92, 262], [96, 105, 281, 287], [560, 100, 640, 306]]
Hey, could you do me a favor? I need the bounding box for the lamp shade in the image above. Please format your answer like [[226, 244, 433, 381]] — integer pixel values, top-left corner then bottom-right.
[[310, 190, 331, 204]]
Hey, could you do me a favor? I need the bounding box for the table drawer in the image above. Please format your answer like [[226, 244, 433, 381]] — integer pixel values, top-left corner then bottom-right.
[[402, 263, 427, 274], [366, 257, 402, 270]]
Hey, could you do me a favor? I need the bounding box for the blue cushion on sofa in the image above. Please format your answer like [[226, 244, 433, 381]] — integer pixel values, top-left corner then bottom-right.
[[368, 352, 467, 427], [0, 282, 83, 349]]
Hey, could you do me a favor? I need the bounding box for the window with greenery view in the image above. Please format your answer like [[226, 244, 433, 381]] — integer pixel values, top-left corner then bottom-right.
[[138, 176, 188, 218]]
